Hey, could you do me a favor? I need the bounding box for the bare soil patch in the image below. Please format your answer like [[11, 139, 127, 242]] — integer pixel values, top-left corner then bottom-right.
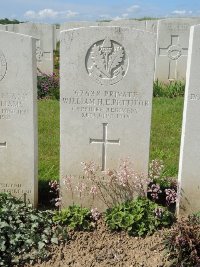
[[25, 219, 170, 267]]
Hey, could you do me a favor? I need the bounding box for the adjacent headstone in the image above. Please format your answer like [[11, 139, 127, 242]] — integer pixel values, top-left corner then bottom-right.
[[8, 23, 54, 75], [155, 18, 200, 82], [0, 25, 7, 31], [60, 27, 156, 210], [146, 20, 158, 33], [53, 25, 59, 50], [60, 20, 147, 31], [6, 24, 14, 32], [177, 25, 200, 215], [60, 21, 98, 31], [107, 20, 146, 30], [0, 31, 38, 206]]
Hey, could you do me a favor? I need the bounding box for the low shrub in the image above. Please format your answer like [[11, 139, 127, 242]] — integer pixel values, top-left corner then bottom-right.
[[153, 80, 185, 98], [164, 214, 200, 266], [148, 159, 177, 209], [37, 72, 59, 100], [0, 193, 66, 267], [105, 197, 174, 236], [53, 205, 99, 231]]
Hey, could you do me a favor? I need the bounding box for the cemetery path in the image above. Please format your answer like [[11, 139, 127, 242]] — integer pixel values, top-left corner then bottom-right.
[[25, 219, 168, 267]]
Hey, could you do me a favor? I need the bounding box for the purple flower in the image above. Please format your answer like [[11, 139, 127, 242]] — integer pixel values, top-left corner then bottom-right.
[[148, 184, 162, 200], [165, 188, 177, 205]]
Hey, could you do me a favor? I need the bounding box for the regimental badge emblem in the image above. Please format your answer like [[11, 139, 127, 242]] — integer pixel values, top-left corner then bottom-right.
[[0, 50, 7, 82], [86, 37, 129, 85], [36, 47, 43, 62]]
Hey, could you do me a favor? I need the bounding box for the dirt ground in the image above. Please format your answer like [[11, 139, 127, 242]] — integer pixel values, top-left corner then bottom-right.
[[25, 219, 171, 267]]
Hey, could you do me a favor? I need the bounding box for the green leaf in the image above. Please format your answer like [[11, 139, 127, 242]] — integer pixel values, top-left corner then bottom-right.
[[38, 241, 45, 250], [51, 237, 58, 244]]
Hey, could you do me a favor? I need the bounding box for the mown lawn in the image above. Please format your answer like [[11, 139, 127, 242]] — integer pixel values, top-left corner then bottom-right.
[[38, 97, 184, 183], [150, 97, 184, 177], [38, 100, 60, 181]]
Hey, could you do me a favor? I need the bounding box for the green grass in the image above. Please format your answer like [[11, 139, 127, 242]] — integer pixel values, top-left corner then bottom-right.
[[38, 99, 59, 180], [150, 97, 184, 177], [38, 97, 184, 192]]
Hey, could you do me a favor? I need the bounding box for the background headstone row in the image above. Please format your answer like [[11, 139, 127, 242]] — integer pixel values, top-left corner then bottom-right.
[[0, 19, 200, 216]]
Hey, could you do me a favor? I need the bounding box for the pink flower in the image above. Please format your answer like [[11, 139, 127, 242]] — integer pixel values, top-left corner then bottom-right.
[[91, 208, 101, 221], [63, 175, 73, 190], [90, 185, 98, 195], [76, 182, 86, 193], [81, 161, 96, 177], [49, 180, 59, 191], [55, 197, 62, 207]]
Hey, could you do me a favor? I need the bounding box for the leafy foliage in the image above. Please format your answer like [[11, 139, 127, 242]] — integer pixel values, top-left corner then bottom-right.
[[164, 214, 200, 266], [105, 197, 174, 236], [0, 18, 21, 24], [0, 193, 66, 267], [53, 205, 96, 231], [37, 73, 59, 100], [153, 80, 185, 98]]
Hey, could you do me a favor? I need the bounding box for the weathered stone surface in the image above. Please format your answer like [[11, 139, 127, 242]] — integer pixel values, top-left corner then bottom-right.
[[60, 21, 98, 31], [60, 27, 156, 210], [0, 31, 38, 206], [155, 18, 200, 82], [0, 24, 7, 31], [60, 20, 148, 30], [146, 20, 158, 33], [8, 23, 54, 74], [177, 24, 200, 216], [107, 20, 146, 29]]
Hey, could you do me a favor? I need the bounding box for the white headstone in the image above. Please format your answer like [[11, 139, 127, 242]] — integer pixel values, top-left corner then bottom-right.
[[53, 25, 60, 50], [4, 24, 14, 32], [0, 24, 7, 31], [61, 20, 147, 31], [9, 23, 54, 75], [155, 18, 200, 82], [0, 31, 38, 206], [177, 24, 200, 216], [60, 21, 98, 31], [107, 20, 146, 30], [146, 20, 158, 33], [60, 27, 156, 210]]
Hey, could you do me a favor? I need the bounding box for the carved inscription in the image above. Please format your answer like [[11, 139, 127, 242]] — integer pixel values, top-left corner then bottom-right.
[[190, 93, 200, 101], [0, 50, 7, 81], [36, 47, 44, 62], [167, 24, 189, 31], [0, 183, 32, 196], [86, 37, 128, 85], [62, 89, 150, 119], [0, 92, 29, 120]]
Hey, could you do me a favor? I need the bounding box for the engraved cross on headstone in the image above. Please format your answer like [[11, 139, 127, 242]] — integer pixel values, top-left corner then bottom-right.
[[0, 142, 6, 148], [159, 35, 188, 81], [89, 123, 120, 171]]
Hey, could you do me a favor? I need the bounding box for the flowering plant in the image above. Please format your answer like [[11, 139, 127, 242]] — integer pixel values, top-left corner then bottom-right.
[[73, 159, 150, 208], [37, 72, 59, 100]]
